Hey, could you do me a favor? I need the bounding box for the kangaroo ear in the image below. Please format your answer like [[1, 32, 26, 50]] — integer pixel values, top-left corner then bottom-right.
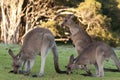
[[8, 49, 15, 58], [69, 54, 74, 63]]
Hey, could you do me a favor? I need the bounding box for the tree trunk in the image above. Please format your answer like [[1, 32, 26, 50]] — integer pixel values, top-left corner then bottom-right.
[[1, 0, 8, 43], [0, 0, 24, 44]]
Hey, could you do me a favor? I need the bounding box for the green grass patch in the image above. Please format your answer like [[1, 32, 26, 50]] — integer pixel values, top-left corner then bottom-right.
[[0, 43, 120, 80]]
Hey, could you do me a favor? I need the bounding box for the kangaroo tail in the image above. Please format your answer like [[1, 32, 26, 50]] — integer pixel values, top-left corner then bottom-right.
[[111, 50, 120, 71], [52, 42, 66, 73]]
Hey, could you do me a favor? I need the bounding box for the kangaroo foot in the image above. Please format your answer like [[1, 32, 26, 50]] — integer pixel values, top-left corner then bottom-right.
[[92, 74, 99, 77], [24, 71, 30, 76], [32, 74, 44, 77], [92, 74, 104, 77]]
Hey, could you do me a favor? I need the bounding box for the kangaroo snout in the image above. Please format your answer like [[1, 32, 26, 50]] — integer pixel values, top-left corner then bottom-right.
[[9, 70, 14, 73], [65, 66, 73, 75], [66, 71, 73, 75], [9, 70, 18, 74]]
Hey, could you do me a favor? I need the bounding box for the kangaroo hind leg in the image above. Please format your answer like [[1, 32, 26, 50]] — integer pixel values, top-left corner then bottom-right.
[[96, 56, 104, 77], [93, 63, 99, 77], [32, 41, 50, 77]]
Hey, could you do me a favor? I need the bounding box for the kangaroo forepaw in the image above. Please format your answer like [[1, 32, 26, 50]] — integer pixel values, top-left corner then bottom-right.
[[18, 70, 25, 74], [87, 71, 92, 75]]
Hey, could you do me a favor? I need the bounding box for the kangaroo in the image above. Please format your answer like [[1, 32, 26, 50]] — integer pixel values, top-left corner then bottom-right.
[[66, 41, 120, 77], [61, 14, 93, 55], [8, 27, 66, 77]]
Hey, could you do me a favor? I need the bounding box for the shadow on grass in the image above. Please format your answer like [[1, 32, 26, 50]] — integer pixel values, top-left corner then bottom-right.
[[104, 68, 120, 72], [80, 68, 120, 77], [80, 73, 92, 77]]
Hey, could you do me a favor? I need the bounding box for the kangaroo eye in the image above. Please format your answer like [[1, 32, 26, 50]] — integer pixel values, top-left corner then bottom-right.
[[65, 20, 67, 22]]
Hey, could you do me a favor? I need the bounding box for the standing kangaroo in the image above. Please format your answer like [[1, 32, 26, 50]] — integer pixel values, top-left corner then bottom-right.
[[8, 27, 66, 77], [60, 14, 120, 77], [61, 14, 93, 55], [66, 41, 120, 77]]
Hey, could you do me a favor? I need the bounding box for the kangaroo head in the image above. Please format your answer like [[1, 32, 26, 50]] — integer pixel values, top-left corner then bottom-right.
[[61, 14, 74, 27], [65, 54, 78, 74], [8, 49, 21, 74]]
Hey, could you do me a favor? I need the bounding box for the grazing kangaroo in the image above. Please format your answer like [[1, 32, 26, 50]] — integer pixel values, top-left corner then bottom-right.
[[8, 27, 66, 77], [61, 14, 93, 55], [66, 41, 120, 77]]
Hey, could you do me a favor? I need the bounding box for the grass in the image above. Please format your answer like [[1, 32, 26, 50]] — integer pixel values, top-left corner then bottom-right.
[[0, 43, 120, 80]]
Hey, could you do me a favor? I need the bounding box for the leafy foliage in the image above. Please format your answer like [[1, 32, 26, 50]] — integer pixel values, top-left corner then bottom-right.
[[97, 0, 120, 32], [75, 0, 119, 46], [0, 0, 120, 46]]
